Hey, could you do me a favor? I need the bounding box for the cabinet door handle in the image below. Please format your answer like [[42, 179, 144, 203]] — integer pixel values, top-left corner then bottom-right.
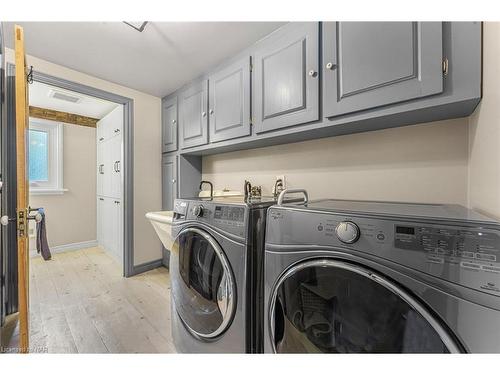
[[99, 164, 104, 174], [99, 137, 104, 141], [99, 198, 104, 201], [114, 128, 120, 133], [325, 62, 336, 70], [202, 111, 207, 117], [308, 70, 318, 77], [116, 161, 121, 172], [172, 119, 176, 124], [209, 109, 214, 115]]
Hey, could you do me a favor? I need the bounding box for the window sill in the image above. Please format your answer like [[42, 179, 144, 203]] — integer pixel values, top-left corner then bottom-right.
[[29, 188, 68, 196]]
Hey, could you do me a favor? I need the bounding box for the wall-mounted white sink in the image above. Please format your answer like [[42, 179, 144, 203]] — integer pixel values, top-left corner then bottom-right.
[[146, 211, 174, 250], [147, 190, 241, 251]]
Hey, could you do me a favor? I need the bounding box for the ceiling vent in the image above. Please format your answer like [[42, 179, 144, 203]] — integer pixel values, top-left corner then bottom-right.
[[48, 89, 82, 104]]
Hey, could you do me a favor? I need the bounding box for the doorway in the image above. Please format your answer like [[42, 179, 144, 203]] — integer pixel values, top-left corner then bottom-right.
[[24, 69, 135, 277], [28, 80, 125, 267]]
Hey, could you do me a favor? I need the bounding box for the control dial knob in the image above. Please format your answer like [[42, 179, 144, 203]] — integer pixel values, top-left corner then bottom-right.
[[192, 205, 204, 218], [335, 221, 360, 244]]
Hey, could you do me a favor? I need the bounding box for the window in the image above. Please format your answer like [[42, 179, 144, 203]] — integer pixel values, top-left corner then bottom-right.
[[29, 119, 65, 195]]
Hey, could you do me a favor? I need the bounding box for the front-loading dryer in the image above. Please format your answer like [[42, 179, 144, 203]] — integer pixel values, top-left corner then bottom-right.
[[264, 191, 500, 353]]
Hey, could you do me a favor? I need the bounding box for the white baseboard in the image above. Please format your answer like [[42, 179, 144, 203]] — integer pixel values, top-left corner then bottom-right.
[[30, 240, 98, 258]]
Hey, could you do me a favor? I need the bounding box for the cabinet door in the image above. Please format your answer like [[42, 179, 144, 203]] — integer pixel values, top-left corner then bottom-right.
[[102, 139, 112, 197], [100, 196, 114, 251], [162, 96, 178, 153], [97, 196, 104, 247], [180, 80, 208, 149], [208, 57, 251, 143], [162, 155, 177, 211], [253, 22, 319, 133], [97, 121, 105, 143], [97, 106, 123, 142], [97, 143, 104, 196], [109, 135, 122, 199], [323, 22, 443, 117], [111, 199, 123, 264], [108, 106, 123, 139]]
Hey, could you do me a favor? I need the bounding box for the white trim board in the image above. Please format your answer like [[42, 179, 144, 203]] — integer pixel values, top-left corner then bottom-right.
[[29, 239, 98, 258]]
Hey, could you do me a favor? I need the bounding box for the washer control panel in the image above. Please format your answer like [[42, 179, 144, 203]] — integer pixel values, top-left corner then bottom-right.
[[174, 200, 246, 238], [267, 208, 500, 297]]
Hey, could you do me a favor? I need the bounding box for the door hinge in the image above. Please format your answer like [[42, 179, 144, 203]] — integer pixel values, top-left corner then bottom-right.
[[442, 57, 449, 76], [17, 208, 27, 238]]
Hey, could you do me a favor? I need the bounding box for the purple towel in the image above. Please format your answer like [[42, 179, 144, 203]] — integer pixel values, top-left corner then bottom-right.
[[36, 208, 51, 261]]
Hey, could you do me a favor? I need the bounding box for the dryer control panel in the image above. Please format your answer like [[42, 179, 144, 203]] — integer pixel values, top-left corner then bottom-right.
[[266, 207, 500, 297], [394, 224, 499, 265]]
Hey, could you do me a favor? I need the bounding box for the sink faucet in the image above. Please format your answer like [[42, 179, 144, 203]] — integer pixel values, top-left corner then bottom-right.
[[199, 180, 213, 199], [244, 180, 252, 200], [273, 178, 284, 198]]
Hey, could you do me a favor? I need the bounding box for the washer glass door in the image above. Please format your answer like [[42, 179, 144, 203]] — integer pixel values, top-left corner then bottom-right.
[[269, 259, 460, 353], [171, 227, 236, 339]]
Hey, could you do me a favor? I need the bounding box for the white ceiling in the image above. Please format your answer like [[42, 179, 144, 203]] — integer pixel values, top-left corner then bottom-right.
[[4, 22, 286, 97], [29, 81, 119, 119]]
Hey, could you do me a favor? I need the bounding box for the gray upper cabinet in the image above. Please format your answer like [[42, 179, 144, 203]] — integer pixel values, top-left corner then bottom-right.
[[162, 96, 178, 153], [161, 22, 480, 156], [208, 56, 251, 143], [162, 155, 177, 210], [180, 79, 208, 149], [253, 22, 319, 133], [323, 22, 444, 117]]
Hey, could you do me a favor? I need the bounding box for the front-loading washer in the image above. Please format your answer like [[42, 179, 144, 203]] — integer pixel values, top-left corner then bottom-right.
[[264, 191, 500, 353], [170, 195, 283, 353]]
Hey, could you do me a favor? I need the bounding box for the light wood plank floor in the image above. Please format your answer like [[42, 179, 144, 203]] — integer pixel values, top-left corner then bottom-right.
[[7, 247, 176, 353]]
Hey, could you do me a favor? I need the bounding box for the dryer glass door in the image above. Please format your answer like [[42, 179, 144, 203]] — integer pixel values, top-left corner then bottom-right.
[[269, 259, 460, 353], [171, 227, 236, 339]]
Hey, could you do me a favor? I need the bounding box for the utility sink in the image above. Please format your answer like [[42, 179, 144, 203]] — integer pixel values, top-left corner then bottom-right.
[[146, 190, 242, 251], [145, 211, 174, 250]]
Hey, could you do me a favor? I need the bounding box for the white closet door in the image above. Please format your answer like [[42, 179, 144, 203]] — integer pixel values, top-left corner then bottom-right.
[[97, 144, 104, 196], [103, 197, 114, 252], [112, 199, 123, 263], [109, 135, 122, 199], [102, 139, 113, 197], [109, 106, 123, 138], [97, 196, 104, 246], [97, 118, 105, 143]]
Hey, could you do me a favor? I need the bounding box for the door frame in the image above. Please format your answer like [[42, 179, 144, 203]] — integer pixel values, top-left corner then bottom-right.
[[6, 64, 136, 277]]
